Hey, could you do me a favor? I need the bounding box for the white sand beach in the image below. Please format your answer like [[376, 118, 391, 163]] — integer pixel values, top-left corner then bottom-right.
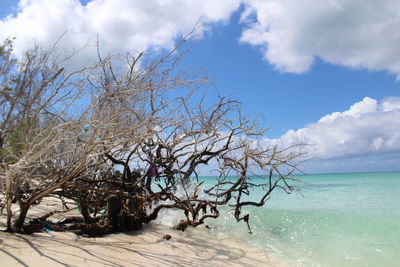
[[0, 198, 286, 266], [0, 224, 286, 266]]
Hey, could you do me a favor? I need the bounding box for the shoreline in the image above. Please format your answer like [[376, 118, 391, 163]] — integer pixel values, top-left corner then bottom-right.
[[0, 197, 288, 266], [0, 223, 286, 266]]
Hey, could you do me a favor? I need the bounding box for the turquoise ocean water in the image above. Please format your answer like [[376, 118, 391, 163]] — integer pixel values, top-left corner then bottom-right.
[[203, 172, 400, 267]]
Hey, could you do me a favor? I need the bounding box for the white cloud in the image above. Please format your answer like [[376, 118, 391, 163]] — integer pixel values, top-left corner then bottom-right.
[[0, 0, 241, 64], [4, 0, 400, 78], [318, 97, 377, 124], [266, 97, 400, 159], [240, 0, 400, 77]]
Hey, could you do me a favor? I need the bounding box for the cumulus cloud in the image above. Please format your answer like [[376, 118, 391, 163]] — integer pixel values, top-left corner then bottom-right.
[[240, 0, 400, 77], [0, 0, 240, 63], [4, 0, 400, 78], [266, 97, 400, 159]]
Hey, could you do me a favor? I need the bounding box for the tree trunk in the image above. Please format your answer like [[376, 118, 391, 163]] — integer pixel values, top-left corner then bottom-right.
[[79, 197, 94, 223], [14, 201, 29, 230], [5, 196, 13, 232]]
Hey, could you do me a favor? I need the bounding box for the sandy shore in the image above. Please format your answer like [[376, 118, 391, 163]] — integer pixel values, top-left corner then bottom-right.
[[0, 197, 286, 266], [0, 224, 287, 266]]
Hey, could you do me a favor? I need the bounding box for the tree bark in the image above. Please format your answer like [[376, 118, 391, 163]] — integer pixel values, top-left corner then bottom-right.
[[79, 196, 94, 223], [14, 201, 28, 230], [5, 196, 13, 232]]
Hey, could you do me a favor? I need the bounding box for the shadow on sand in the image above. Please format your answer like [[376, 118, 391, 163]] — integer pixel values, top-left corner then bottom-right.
[[0, 224, 275, 266]]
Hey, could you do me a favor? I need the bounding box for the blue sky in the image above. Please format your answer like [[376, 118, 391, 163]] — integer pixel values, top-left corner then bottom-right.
[[183, 9, 399, 137], [1, 0, 400, 173]]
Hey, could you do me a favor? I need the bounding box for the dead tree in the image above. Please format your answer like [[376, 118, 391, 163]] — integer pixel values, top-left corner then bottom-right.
[[0, 38, 104, 232], [0, 36, 305, 235]]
